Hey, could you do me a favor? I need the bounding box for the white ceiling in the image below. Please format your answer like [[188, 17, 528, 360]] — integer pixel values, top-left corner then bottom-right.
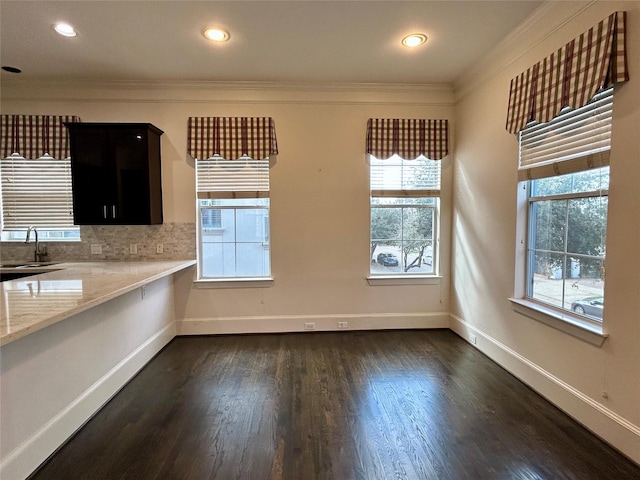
[[1, 0, 543, 85]]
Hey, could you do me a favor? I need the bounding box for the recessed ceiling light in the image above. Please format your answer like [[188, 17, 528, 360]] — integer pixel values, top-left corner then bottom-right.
[[402, 33, 427, 48], [203, 27, 230, 42], [54, 23, 77, 37]]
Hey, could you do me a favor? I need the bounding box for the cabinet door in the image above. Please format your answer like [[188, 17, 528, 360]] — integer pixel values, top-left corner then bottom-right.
[[69, 128, 115, 224], [111, 128, 151, 224]]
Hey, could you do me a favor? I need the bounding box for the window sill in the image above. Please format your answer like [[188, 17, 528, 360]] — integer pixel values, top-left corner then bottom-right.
[[367, 275, 442, 286], [195, 277, 274, 288], [508, 298, 607, 346]]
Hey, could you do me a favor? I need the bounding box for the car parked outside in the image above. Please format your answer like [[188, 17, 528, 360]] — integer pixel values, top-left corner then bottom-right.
[[377, 253, 399, 267], [571, 296, 604, 319]]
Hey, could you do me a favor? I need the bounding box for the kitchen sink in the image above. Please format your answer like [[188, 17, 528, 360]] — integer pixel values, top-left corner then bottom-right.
[[0, 262, 59, 268], [0, 263, 62, 282]]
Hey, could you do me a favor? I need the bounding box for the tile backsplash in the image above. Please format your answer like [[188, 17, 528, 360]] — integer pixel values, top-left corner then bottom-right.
[[0, 223, 196, 263]]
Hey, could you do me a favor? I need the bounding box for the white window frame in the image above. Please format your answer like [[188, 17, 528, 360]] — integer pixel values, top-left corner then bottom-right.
[[368, 154, 441, 285], [0, 153, 80, 242], [510, 89, 613, 346], [195, 155, 273, 286]]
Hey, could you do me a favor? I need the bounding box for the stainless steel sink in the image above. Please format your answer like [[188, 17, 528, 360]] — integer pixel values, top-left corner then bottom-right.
[[0, 263, 62, 281], [0, 262, 59, 268]]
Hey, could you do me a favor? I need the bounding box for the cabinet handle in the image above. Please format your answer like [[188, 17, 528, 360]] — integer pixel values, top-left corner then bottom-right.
[[112, 205, 117, 218], [103, 205, 108, 219]]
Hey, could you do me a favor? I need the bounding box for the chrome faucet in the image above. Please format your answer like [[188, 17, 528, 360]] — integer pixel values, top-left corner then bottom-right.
[[25, 226, 47, 262]]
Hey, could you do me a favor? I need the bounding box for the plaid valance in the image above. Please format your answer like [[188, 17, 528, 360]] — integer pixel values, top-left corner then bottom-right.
[[1, 115, 80, 160], [506, 11, 628, 134], [366, 118, 449, 160], [187, 117, 278, 161]]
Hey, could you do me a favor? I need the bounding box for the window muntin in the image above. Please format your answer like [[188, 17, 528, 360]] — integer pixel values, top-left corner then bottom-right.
[[1, 154, 79, 241], [370, 155, 440, 276], [196, 156, 271, 280]]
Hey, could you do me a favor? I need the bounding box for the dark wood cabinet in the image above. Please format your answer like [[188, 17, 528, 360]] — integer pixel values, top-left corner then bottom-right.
[[65, 123, 163, 225]]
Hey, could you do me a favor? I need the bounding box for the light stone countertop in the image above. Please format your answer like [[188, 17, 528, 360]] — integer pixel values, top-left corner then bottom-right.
[[0, 260, 196, 346]]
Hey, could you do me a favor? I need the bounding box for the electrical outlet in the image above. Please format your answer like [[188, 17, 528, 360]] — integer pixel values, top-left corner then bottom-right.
[[90, 244, 102, 254], [129, 243, 138, 254], [141, 285, 146, 299], [304, 322, 315, 331], [337, 321, 348, 329], [470, 334, 477, 345], [156, 243, 163, 254]]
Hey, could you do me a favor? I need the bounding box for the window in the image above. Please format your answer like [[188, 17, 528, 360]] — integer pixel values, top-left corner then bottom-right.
[[517, 88, 612, 324], [505, 12, 627, 339], [188, 116, 278, 282], [526, 168, 607, 321], [1, 114, 80, 241], [1, 153, 79, 241], [196, 156, 270, 279], [370, 155, 440, 276]]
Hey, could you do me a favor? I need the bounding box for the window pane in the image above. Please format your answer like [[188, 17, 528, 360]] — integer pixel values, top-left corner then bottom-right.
[[531, 199, 566, 252], [371, 207, 401, 242], [201, 208, 222, 229], [402, 207, 433, 241], [236, 243, 270, 277], [371, 243, 402, 273], [529, 252, 566, 308], [566, 197, 607, 256], [236, 209, 268, 243], [201, 209, 234, 243], [201, 242, 224, 277], [531, 167, 609, 197]]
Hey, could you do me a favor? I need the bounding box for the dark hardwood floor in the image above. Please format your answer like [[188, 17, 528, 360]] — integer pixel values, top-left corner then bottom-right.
[[30, 330, 639, 480]]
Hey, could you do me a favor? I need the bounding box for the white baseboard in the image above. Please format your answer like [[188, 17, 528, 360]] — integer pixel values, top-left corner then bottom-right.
[[0, 323, 175, 480], [449, 314, 640, 465], [178, 312, 450, 336]]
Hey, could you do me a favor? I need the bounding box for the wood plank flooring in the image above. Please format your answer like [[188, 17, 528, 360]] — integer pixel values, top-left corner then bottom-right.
[[29, 330, 640, 480]]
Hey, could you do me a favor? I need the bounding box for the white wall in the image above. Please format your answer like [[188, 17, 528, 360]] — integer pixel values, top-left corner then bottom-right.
[[452, 1, 640, 463], [1, 83, 454, 333]]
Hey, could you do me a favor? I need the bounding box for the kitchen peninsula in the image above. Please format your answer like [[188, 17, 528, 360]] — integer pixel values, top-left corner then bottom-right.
[[0, 260, 195, 480]]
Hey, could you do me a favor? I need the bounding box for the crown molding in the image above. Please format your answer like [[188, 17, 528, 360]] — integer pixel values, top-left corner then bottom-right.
[[1, 77, 452, 94], [1, 77, 455, 106], [454, 0, 598, 103]]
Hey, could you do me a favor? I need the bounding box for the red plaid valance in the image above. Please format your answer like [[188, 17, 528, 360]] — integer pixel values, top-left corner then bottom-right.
[[366, 118, 449, 160], [187, 117, 278, 161], [1, 115, 80, 159], [506, 11, 628, 134]]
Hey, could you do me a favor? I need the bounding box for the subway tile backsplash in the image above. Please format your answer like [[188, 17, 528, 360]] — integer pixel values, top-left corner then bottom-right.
[[0, 223, 196, 263]]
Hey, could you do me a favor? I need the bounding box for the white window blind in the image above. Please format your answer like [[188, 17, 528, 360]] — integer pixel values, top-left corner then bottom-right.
[[196, 156, 270, 199], [370, 155, 441, 197], [518, 88, 613, 181], [1, 153, 75, 230]]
